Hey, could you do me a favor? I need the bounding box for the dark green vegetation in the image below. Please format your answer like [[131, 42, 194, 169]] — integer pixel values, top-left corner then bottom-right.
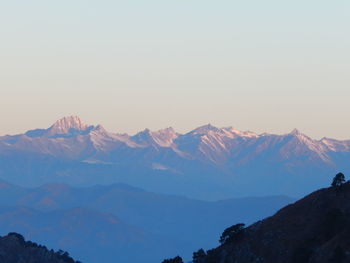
[[163, 173, 350, 263], [331, 172, 345, 187], [192, 249, 207, 263], [219, 223, 245, 245], [0, 233, 80, 263], [161, 256, 183, 263]]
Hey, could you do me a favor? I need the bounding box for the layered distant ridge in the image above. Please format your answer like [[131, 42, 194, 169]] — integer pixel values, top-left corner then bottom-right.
[[0, 116, 349, 199]]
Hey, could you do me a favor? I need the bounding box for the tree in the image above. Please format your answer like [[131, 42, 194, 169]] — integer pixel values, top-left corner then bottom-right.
[[161, 256, 183, 263], [8, 232, 25, 245], [193, 248, 206, 263], [219, 223, 245, 245], [331, 173, 345, 187]]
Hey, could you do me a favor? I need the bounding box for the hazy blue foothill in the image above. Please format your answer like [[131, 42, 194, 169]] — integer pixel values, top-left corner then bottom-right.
[[0, 179, 294, 263]]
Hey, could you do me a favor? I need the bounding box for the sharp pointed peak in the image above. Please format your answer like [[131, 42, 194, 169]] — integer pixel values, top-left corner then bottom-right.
[[48, 116, 92, 135], [202, 123, 218, 129], [89, 124, 110, 136], [290, 128, 303, 136], [141, 128, 151, 134], [132, 128, 151, 137], [54, 116, 83, 122], [287, 129, 317, 143], [94, 124, 107, 131], [190, 123, 220, 134], [51, 116, 87, 127]]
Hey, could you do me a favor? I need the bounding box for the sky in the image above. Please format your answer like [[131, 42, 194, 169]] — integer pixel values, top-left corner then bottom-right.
[[0, 0, 349, 139]]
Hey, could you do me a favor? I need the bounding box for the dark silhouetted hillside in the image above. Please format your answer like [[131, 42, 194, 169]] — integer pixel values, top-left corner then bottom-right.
[[0, 232, 80, 263], [196, 181, 350, 263]]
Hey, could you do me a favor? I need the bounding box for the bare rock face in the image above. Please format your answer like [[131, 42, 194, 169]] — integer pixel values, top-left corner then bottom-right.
[[47, 116, 91, 136], [0, 233, 80, 263], [201, 182, 350, 263]]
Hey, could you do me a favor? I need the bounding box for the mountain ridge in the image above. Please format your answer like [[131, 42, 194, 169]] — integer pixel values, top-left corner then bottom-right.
[[3, 116, 349, 156], [4, 115, 347, 163], [0, 116, 349, 199], [192, 180, 350, 263]]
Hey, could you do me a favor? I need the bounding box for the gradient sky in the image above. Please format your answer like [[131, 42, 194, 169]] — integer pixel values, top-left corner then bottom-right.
[[0, 0, 349, 139]]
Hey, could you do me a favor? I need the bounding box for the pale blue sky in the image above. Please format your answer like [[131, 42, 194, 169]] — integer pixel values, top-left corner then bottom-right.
[[0, 1, 349, 139]]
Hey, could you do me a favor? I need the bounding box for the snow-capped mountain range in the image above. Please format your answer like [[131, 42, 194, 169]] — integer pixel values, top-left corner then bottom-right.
[[0, 116, 349, 199]]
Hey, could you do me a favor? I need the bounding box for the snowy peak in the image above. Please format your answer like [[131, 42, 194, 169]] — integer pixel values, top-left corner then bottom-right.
[[131, 129, 153, 145], [286, 129, 321, 148], [321, 138, 350, 152], [131, 127, 178, 147], [189, 125, 258, 139], [290, 128, 302, 136], [189, 124, 221, 135], [222, 127, 259, 138], [1, 117, 350, 168], [151, 127, 178, 147], [287, 128, 310, 141], [48, 116, 92, 136], [269, 128, 332, 163], [50, 116, 89, 132], [91, 124, 108, 135]]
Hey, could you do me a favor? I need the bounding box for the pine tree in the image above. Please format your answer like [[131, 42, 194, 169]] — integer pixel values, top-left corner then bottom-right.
[[331, 173, 345, 187]]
